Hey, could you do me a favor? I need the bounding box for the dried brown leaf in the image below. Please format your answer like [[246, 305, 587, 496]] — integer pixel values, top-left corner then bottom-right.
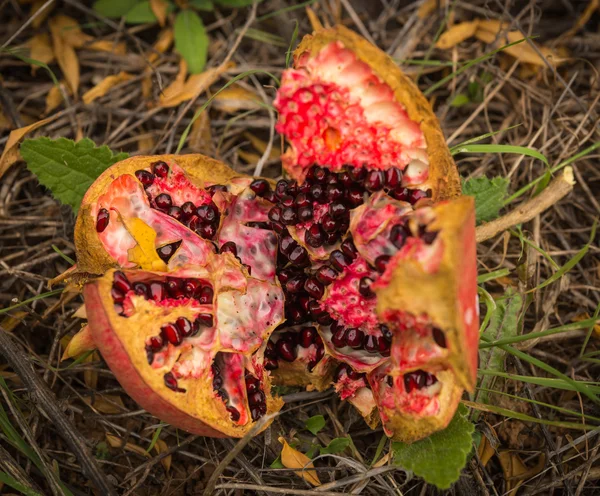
[[50, 15, 93, 48], [498, 451, 545, 496], [150, 0, 169, 27], [138, 133, 155, 153], [278, 437, 321, 486], [153, 439, 172, 472], [417, 0, 449, 19], [61, 325, 96, 361], [436, 21, 479, 49], [148, 28, 174, 64], [49, 17, 80, 93], [189, 112, 212, 152], [83, 395, 126, 414], [45, 82, 69, 114], [82, 72, 133, 104], [213, 84, 260, 113], [87, 40, 127, 55], [31, 0, 55, 28], [106, 433, 152, 458], [244, 132, 280, 160], [0, 311, 28, 332], [84, 351, 99, 389], [28, 33, 54, 71], [561, 0, 599, 39]]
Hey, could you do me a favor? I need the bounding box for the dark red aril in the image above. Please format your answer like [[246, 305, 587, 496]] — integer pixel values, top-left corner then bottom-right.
[[280, 235, 298, 256], [316, 265, 338, 285], [298, 295, 310, 313], [161, 323, 182, 345], [326, 184, 343, 201], [164, 372, 184, 392], [325, 232, 338, 245], [281, 207, 297, 225], [432, 327, 447, 348], [305, 224, 325, 248], [175, 317, 193, 337], [299, 327, 317, 347], [340, 238, 358, 259], [277, 267, 298, 284], [227, 406, 241, 422], [332, 327, 347, 348], [288, 246, 308, 266], [251, 406, 264, 421], [167, 206, 183, 221], [380, 324, 392, 342], [207, 185, 228, 196], [310, 184, 326, 203], [384, 167, 402, 189], [152, 161, 169, 178], [345, 328, 364, 349], [264, 357, 278, 370], [329, 250, 351, 272], [181, 201, 196, 219], [249, 179, 270, 197], [276, 340, 297, 362], [337, 171, 352, 186], [187, 215, 200, 232], [390, 223, 410, 249], [364, 170, 384, 192], [404, 370, 433, 393], [133, 282, 150, 298], [156, 240, 181, 263], [308, 300, 324, 319], [377, 336, 391, 354], [197, 286, 213, 304], [248, 390, 265, 406], [422, 230, 439, 244], [246, 375, 260, 392], [359, 277, 375, 299], [113, 271, 132, 293], [220, 241, 238, 256], [364, 334, 379, 353], [196, 223, 216, 240], [316, 312, 333, 325], [287, 305, 307, 324], [280, 194, 295, 207], [147, 335, 163, 351], [294, 193, 310, 208], [155, 193, 172, 210], [149, 282, 166, 301], [275, 180, 289, 199], [196, 313, 214, 328], [297, 205, 314, 222], [166, 278, 184, 298], [111, 287, 125, 303], [348, 166, 366, 182], [410, 189, 432, 204], [263, 191, 277, 203], [328, 202, 347, 219], [183, 279, 201, 297], [286, 275, 306, 293], [321, 214, 338, 233], [391, 187, 410, 202], [375, 255, 391, 273], [197, 204, 218, 222], [135, 170, 154, 188], [96, 208, 110, 233], [265, 340, 277, 359], [304, 277, 324, 299], [268, 206, 282, 223], [347, 187, 364, 206]]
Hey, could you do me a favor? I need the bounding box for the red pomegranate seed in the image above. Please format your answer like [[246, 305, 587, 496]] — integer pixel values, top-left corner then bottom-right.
[[391, 187, 410, 202], [279, 194, 294, 207], [314, 343, 325, 363], [166, 278, 184, 298], [263, 190, 277, 203], [96, 208, 110, 233], [161, 323, 182, 345], [334, 363, 351, 382], [297, 205, 314, 222], [265, 340, 277, 359], [277, 267, 298, 284], [375, 255, 391, 273], [364, 334, 379, 353], [410, 189, 431, 204], [345, 328, 364, 349], [328, 202, 347, 219], [299, 327, 317, 347], [156, 240, 181, 263], [246, 375, 260, 392], [251, 406, 264, 421], [310, 184, 326, 203], [111, 287, 125, 303], [421, 230, 439, 244], [226, 406, 241, 421], [180, 201, 195, 219], [152, 161, 169, 177], [196, 223, 217, 240], [268, 206, 282, 223], [377, 335, 390, 353], [340, 238, 358, 259], [325, 232, 338, 246], [164, 372, 184, 392], [308, 300, 324, 318], [390, 223, 410, 249], [305, 224, 325, 248], [316, 312, 333, 325], [183, 279, 201, 297], [281, 207, 297, 225], [197, 204, 217, 222], [385, 167, 402, 189], [332, 327, 347, 348], [326, 184, 344, 201], [304, 277, 324, 299], [149, 281, 166, 301], [315, 265, 338, 285], [148, 335, 164, 351], [280, 235, 298, 256], [176, 317, 193, 337], [348, 167, 366, 182], [298, 295, 310, 313], [250, 179, 270, 197], [347, 186, 364, 206], [285, 275, 306, 294], [276, 339, 297, 362], [197, 286, 213, 304], [220, 241, 238, 256], [365, 170, 384, 191], [248, 390, 265, 405], [155, 193, 172, 210], [432, 327, 447, 348], [195, 313, 213, 328], [321, 214, 338, 233], [264, 357, 278, 370], [294, 193, 310, 207], [133, 282, 150, 298], [167, 206, 183, 221], [213, 375, 223, 390], [113, 271, 132, 293], [207, 184, 228, 195], [187, 215, 200, 231], [359, 277, 375, 298], [387, 376, 394, 387], [380, 324, 392, 342], [135, 170, 154, 188], [329, 250, 351, 272], [275, 180, 289, 199], [288, 246, 308, 266], [287, 305, 306, 323]]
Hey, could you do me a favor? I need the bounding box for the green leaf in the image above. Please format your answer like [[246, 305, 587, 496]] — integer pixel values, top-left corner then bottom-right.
[[270, 456, 284, 468], [320, 437, 350, 455], [392, 406, 475, 489], [0, 471, 43, 496], [124, 1, 158, 23], [305, 415, 325, 436], [174, 10, 208, 74], [20, 137, 128, 214], [215, 0, 264, 6], [449, 93, 470, 107], [462, 175, 509, 224], [305, 444, 321, 458], [452, 144, 549, 166], [93, 0, 141, 17], [95, 441, 110, 460], [189, 0, 214, 10]]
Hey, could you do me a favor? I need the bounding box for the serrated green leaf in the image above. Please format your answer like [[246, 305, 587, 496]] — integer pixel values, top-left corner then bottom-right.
[[174, 10, 208, 74], [189, 0, 214, 10], [215, 0, 264, 6], [462, 175, 509, 224], [450, 93, 470, 107], [125, 1, 158, 23], [392, 406, 475, 489], [320, 437, 350, 455], [20, 137, 128, 214], [305, 415, 325, 436], [93, 0, 141, 17]]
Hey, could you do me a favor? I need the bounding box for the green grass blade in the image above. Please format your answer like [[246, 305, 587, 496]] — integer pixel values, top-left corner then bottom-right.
[[0, 289, 63, 315], [451, 144, 548, 166], [286, 20, 299, 68], [51, 245, 76, 265], [477, 268, 510, 284], [580, 301, 600, 357], [0, 471, 43, 496], [0, 48, 59, 86], [450, 124, 522, 149], [146, 425, 163, 452], [256, 0, 318, 22]]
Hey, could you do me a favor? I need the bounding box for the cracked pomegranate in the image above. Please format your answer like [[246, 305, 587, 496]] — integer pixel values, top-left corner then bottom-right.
[[72, 26, 478, 442]]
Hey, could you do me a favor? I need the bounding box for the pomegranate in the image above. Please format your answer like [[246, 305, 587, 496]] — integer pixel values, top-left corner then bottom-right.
[[72, 26, 478, 442]]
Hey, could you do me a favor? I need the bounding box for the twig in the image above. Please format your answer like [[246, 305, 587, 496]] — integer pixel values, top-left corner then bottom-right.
[[476, 167, 575, 243], [214, 483, 347, 495], [0, 327, 117, 496]]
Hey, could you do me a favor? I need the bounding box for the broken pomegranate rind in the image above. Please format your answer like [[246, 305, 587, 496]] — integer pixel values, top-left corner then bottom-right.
[[84, 269, 284, 437], [375, 197, 479, 391]]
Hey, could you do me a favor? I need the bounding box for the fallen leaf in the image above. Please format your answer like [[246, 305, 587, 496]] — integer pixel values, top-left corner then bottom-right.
[[28, 33, 55, 72], [498, 451, 545, 496], [373, 452, 391, 467], [31, 0, 55, 29], [138, 133, 155, 152], [122, 217, 168, 271], [153, 438, 172, 472], [106, 433, 152, 458], [278, 437, 321, 486], [305, 6, 324, 31], [49, 15, 93, 48], [61, 325, 96, 361], [0, 112, 11, 130], [84, 351, 99, 389], [83, 394, 126, 414], [45, 83, 68, 114], [0, 114, 59, 180], [72, 304, 87, 319], [417, 0, 449, 19], [436, 21, 479, 49], [189, 111, 212, 152], [87, 40, 127, 55], [0, 311, 28, 332], [83, 72, 133, 104], [148, 28, 174, 63], [243, 132, 280, 160], [49, 17, 80, 93], [237, 150, 262, 164], [561, 0, 599, 39], [213, 84, 260, 113], [573, 313, 600, 339], [477, 434, 496, 466], [150, 0, 169, 26]]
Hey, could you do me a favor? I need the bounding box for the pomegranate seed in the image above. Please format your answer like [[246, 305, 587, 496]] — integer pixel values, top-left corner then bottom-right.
[[297, 205, 314, 222], [149, 282, 166, 301], [304, 277, 324, 299], [248, 221, 270, 229], [251, 406, 264, 421], [377, 336, 390, 353], [196, 313, 213, 328], [347, 187, 364, 206], [321, 214, 338, 233], [114, 303, 124, 315], [280, 194, 295, 207], [196, 223, 216, 239], [277, 267, 298, 284], [375, 255, 391, 273], [113, 271, 132, 293], [197, 204, 218, 222], [387, 376, 394, 387], [207, 184, 228, 195], [263, 191, 277, 203], [197, 286, 213, 304], [432, 327, 447, 348], [328, 202, 347, 219], [213, 375, 223, 390], [287, 305, 306, 323], [176, 317, 193, 337], [294, 193, 310, 207], [156, 240, 181, 263], [275, 180, 289, 199], [317, 313, 333, 325], [385, 167, 402, 188], [410, 189, 431, 204], [135, 170, 154, 187], [380, 324, 392, 342], [264, 357, 278, 370], [152, 161, 169, 177], [340, 238, 358, 259], [227, 406, 241, 421], [390, 223, 410, 249], [133, 282, 150, 298], [326, 184, 343, 201], [288, 246, 308, 266], [276, 339, 297, 362], [167, 206, 183, 221], [164, 278, 183, 298], [299, 327, 317, 347], [281, 207, 297, 225], [345, 328, 364, 349], [425, 373, 438, 387], [359, 277, 375, 298], [315, 265, 338, 285], [337, 171, 351, 186], [286, 275, 306, 293], [246, 375, 260, 392], [147, 335, 163, 351], [310, 184, 326, 203], [332, 327, 347, 348], [111, 287, 125, 303], [365, 170, 384, 191], [164, 372, 184, 392], [305, 224, 324, 248], [280, 235, 298, 256], [325, 232, 338, 245], [183, 279, 201, 297], [249, 179, 270, 197], [161, 323, 182, 345], [349, 166, 366, 182], [313, 166, 327, 182], [155, 193, 172, 210], [364, 335, 379, 353], [265, 340, 277, 359], [334, 363, 349, 382], [96, 208, 110, 233], [181, 201, 196, 219], [187, 215, 200, 231], [298, 295, 310, 313], [422, 230, 439, 244], [330, 250, 351, 272], [314, 343, 325, 362], [248, 390, 265, 405], [308, 300, 324, 318], [268, 207, 282, 224], [220, 241, 238, 256]]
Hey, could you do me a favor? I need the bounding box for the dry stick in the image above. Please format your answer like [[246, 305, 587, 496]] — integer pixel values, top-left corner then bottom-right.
[[0, 444, 44, 495], [475, 167, 575, 243], [0, 327, 117, 496], [215, 484, 347, 496]]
